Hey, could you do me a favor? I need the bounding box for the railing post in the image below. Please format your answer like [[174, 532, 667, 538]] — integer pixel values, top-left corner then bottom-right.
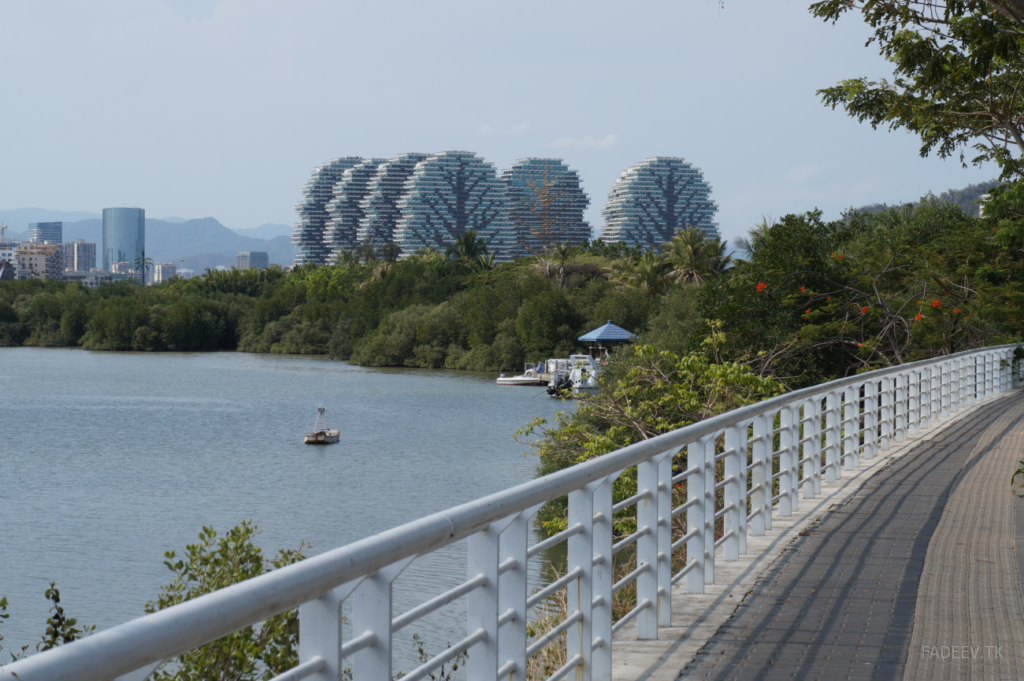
[[591, 477, 614, 681], [932, 364, 942, 421], [925, 366, 933, 430], [779, 406, 793, 517], [352, 558, 414, 681], [656, 452, 673, 626], [567, 484, 596, 678], [985, 352, 993, 397], [702, 434, 716, 585], [939, 361, 950, 420], [879, 377, 892, 452], [687, 438, 707, 593], [894, 373, 907, 443], [637, 458, 659, 638], [300, 582, 359, 681], [954, 356, 962, 409], [724, 425, 746, 560], [842, 386, 857, 470], [863, 381, 877, 460], [499, 506, 539, 681], [803, 400, 819, 499], [912, 368, 920, 429], [750, 415, 768, 536], [825, 391, 839, 483]]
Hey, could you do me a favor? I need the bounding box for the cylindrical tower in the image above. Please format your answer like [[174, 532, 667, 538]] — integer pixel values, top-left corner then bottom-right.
[[102, 207, 145, 272]]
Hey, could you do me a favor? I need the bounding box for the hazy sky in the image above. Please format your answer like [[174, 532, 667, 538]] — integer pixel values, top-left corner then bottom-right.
[[0, 1, 995, 241]]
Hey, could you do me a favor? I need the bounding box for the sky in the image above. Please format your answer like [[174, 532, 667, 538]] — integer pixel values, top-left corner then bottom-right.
[[0, 0, 997, 243]]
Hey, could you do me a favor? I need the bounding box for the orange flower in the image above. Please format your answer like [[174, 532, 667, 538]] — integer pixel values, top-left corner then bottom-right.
[[917, 300, 922, 305], [953, 307, 961, 314], [932, 300, 941, 308], [857, 343, 865, 347], [800, 286, 806, 292], [805, 308, 811, 313], [756, 282, 767, 293], [915, 313, 923, 321], [861, 306, 869, 314]]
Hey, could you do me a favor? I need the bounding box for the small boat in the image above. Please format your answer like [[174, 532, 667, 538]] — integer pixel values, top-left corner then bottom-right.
[[547, 355, 601, 398], [304, 406, 340, 444], [496, 362, 547, 386]]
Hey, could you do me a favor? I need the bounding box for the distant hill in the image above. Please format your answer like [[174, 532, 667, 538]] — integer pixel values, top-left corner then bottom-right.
[[0, 208, 101, 233], [857, 180, 1000, 217], [56, 217, 296, 267], [232, 223, 293, 240]]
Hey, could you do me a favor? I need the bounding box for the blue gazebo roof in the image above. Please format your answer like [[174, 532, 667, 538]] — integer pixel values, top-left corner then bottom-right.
[[578, 320, 635, 343]]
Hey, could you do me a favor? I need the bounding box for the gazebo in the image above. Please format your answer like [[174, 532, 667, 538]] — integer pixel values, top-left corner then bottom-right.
[[578, 320, 635, 359]]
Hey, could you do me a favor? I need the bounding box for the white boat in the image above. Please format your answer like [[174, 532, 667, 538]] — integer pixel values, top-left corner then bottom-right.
[[547, 355, 601, 398], [496, 362, 547, 386], [304, 406, 340, 444]]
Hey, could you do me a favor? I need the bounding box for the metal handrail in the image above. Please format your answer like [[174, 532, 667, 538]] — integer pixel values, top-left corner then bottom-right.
[[1, 344, 1016, 681]]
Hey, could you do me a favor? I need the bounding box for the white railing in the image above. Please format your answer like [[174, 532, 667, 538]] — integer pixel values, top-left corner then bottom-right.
[[2, 344, 1019, 681]]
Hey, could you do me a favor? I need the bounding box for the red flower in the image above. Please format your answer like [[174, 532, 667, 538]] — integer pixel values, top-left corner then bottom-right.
[[800, 286, 806, 292], [805, 308, 811, 313], [917, 300, 922, 305], [756, 282, 767, 293], [953, 307, 961, 314], [839, 254, 845, 259], [932, 300, 941, 309], [826, 297, 832, 301], [914, 313, 923, 321], [861, 306, 869, 315], [857, 343, 865, 347]]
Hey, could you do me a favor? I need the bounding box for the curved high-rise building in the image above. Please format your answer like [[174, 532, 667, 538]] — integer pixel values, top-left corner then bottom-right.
[[293, 157, 363, 265], [102, 207, 145, 272], [356, 153, 430, 250], [501, 158, 590, 253], [394, 151, 516, 260], [324, 159, 387, 258], [599, 157, 719, 248]]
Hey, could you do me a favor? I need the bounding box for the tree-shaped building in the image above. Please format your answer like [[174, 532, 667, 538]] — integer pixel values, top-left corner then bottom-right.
[[293, 157, 364, 265], [356, 153, 430, 251], [599, 157, 719, 248], [324, 158, 387, 259], [500, 158, 591, 253], [394, 151, 517, 260]]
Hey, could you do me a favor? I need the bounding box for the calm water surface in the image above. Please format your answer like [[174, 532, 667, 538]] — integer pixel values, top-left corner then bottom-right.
[[0, 348, 568, 669]]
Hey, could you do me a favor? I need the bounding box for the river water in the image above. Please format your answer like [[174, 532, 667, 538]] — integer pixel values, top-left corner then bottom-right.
[[0, 348, 568, 671]]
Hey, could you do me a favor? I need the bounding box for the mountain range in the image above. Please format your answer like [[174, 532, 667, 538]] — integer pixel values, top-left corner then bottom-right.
[[0, 209, 295, 270]]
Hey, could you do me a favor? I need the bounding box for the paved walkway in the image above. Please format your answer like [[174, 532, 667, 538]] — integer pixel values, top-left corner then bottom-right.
[[674, 393, 1024, 680]]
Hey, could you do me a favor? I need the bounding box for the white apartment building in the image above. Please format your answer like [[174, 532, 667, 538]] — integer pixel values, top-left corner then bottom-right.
[[152, 262, 176, 283]]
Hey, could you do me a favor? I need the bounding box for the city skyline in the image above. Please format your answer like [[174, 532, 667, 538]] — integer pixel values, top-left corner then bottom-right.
[[0, 2, 997, 244]]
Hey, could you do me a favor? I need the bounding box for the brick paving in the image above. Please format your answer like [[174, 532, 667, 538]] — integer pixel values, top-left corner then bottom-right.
[[678, 393, 1024, 681]]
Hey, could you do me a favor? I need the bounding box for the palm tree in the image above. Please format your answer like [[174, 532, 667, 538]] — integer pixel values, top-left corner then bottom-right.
[[472, 252, 497, 272], [446, 230, 489, 264], [602, 254, 636, 287], [661, 226, 731, 285], [547, 242, 573, 289], [735, 215, 774, 260], [133, 251, 152, 285], [625, 250, 672, 297]]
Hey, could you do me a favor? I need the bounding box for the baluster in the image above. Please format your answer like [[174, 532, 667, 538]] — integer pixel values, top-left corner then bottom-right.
[[843, 386, 857, 470], [750, 415, 768, 536], [567, 484, 597, 677], [686, 439, 708, 593], [863, 381, 876, 460], [957, 357, 966, 411], [724, 425, 746, 560], [804, 399, 821, 498], [702, 434, 716, 585], [879, 377, 892, 452], [932, 364, 941, 421], [352, 557, 416, 681], [920, 369, 932, 431], [907, 370, 920, 436], [637, 457, 659, 638], [894, 373, 907, 443], [967, 356, 977, 405], [656, 452, 673, 626], [825, 391, 839, 483], [300, 579, 364, 681], [591, 477, 614, 681], [939, 361, 950, 420], [779, 406, 793, 517], [498, 504, 541, 681]]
